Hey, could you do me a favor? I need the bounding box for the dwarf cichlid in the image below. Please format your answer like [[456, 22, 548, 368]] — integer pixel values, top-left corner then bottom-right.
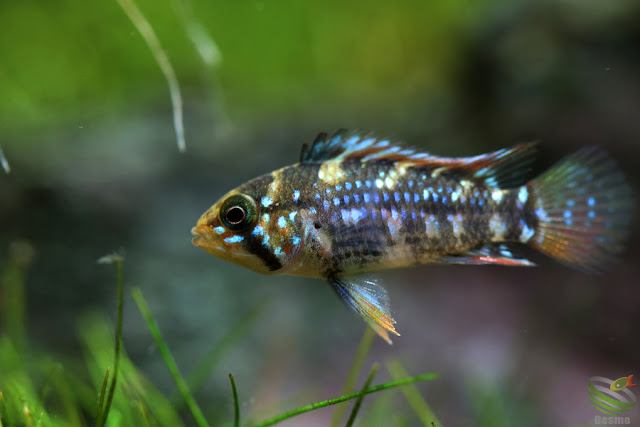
[[192, 130, 633, 343]]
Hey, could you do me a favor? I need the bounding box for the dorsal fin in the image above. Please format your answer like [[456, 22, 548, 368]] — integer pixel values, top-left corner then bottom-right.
[[300, 129, 405, 163], [300, 129, 538, 188]]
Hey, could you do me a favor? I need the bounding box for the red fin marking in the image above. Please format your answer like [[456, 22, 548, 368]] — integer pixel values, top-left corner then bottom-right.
[[530, 147, 633, 272]]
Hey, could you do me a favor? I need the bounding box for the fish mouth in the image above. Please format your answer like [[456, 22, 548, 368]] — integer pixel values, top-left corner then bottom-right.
[[191, 226, 208, 246]]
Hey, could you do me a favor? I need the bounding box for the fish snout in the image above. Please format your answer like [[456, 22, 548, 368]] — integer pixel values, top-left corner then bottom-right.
[[191, 226, 210, 246]]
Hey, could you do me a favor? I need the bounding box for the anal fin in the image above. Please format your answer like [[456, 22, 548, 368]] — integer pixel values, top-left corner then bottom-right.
[[329, 276, 400, 344], [442, 243, 536, 267]]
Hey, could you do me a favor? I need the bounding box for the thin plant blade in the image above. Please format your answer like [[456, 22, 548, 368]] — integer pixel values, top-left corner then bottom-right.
[[114, 0, 186, 152], [173, 301, 265, 407], [330, 327, 375, 427], [132, 287, 209, 427], [387, 361, 441, 427], [96, 254, 125, 426], [95, 367, 110, 426], [229, 374, 239, 427], [254, 372, 438, 427], [0, 145, 9, 174], [345, 363, 379, 427]]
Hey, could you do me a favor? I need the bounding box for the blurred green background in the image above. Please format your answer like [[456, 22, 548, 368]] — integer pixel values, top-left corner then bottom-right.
[[1, 0, 639, 425]]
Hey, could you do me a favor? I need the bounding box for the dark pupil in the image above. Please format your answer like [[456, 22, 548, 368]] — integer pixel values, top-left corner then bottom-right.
[[225, 206, 246, 224]]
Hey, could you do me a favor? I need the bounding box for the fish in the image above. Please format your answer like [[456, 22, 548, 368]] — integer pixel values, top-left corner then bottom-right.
[[610, 375, 637, 392], [191, 129, 633, 343]]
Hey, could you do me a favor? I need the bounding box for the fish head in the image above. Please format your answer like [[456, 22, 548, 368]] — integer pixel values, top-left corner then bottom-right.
[[191, 172, 305, 275]]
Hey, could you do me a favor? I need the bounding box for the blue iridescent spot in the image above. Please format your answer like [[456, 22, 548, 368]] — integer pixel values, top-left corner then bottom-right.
[[293, 190, 300, 202], [387, 221, 397, 236], [323, 200, 330, 210], [335, 185, 342, 191], [315, 193, 321, 200], [588, 197, 595, 207], [354, 194, 360, 203], [214, 226, 225, 235], [356, 180, 363, 188], [345, 182, 352, 190], [325, 188, 331, 194], [224, 235, 244, 244], [292, 236, 301, 245], [411, 211, 417, 220], [262, 235, 270, 246], [333, 197, 340, 206], [363, 193, 371, 203], [261, 196, 273, 207], [588, 210, 596, 219], [391, 208, 399, 220], [442, 196, 448, 204], [383, 193, 389, 202], [365, 180, 372, 188], [564, 210, 572, 219], [433, 193, 439, 202], [343, 195, 350, 204], [400, 208, 407, 220], [252, 225, 264, 236], [566, 199, 575, 207], [565, 219, 573, 226], [289, 211, 298, 221], [404, 192, 410, 203], [374, 193, 380, 204], [414, 193, 420, 203], [375, 179, 384, 188], [394, 192, 401, 202], [274, 246, 283, 256], [478, 199, 484, 207], [423, 189, 429, 200], [277, 216, 286, 228], [408, 180, 414, 188]]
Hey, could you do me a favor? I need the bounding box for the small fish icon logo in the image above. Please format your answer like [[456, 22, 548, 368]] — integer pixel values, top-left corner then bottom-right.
[[610, 375, 637, 391]]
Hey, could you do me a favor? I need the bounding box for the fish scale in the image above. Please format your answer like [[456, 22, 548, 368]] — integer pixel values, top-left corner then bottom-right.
[[192, 129, 633, 343]]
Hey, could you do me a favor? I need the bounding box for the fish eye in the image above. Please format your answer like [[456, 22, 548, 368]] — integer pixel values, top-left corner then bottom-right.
[[225, 206, 246, 224], [219, 194, 257, 231]]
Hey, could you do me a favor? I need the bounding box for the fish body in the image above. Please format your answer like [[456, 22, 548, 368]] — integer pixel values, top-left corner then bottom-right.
[[192, 130, 633, 342]]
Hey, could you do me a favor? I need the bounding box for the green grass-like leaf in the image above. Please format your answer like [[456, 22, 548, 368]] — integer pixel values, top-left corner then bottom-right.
[[229, 374, 240, 427], [253, 372, 438, 427], [330, 327, 375, 427], [172, 301, 265, 408], [131, 287, 209, 427], [345, 363, 379, 427], [387, 361, 442, 426], [96, 254, 125, 426]]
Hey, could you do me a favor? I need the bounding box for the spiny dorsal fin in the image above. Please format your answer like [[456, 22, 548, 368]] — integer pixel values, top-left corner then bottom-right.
[[300, 129, 538, 188], [300, 129, 408, 163]]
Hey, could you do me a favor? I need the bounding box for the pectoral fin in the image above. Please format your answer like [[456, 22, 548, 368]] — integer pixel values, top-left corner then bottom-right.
[[329, 276, 400, 344]]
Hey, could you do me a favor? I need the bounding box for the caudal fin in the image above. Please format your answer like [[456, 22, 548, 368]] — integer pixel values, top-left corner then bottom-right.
[[530, 147, 633, 272]]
